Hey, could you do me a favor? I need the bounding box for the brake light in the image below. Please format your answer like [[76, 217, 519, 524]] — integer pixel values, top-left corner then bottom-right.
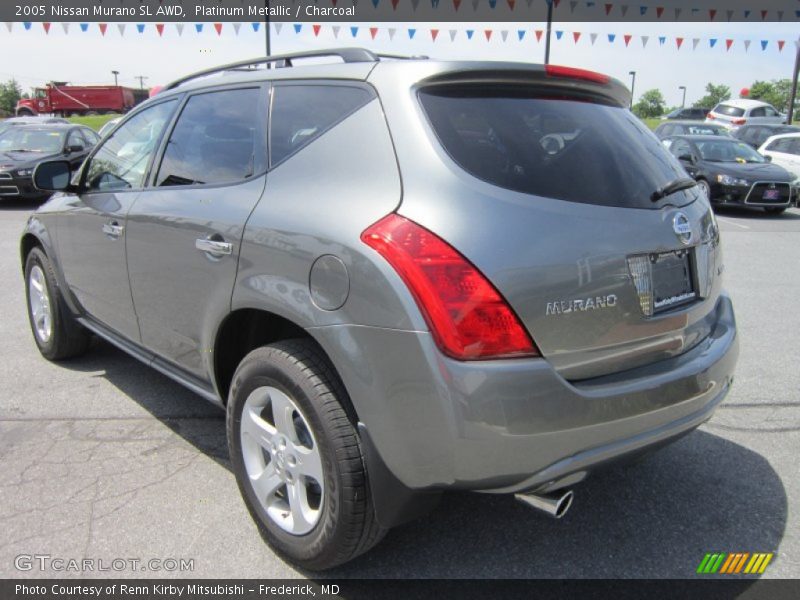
[[361, 214, 539, 360], [707, 113, 715, 120], [545, 64, 610, 85], [732, 118, 746, 125]]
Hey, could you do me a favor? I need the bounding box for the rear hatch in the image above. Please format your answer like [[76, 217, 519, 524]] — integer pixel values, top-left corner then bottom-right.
[[709, 103, 745, 128], [403, 73, 723, 380]]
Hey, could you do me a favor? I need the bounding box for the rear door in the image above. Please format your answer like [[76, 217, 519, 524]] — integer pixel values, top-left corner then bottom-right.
[[125, 85, 268, 381]]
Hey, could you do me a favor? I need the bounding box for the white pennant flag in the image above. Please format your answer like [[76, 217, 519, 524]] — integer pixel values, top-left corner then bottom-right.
[[61, 22, 69, 34], [411, 0, 421, 10], [449, 29, 457, 41], [332, 26, 341, 39], [472, 0, 480, 9], [726, 9, 734, 21], [232, 23, 241, 35], [525, 0, 534, 6], [274, 23, 283, 35], [570, 1, 578, 12], [620, 4, 628, 17], [744, 40, 751, 52], [117, 24, 126, 36], [590, 32, 598, 45], [4, 22, 13, 32], [674, 8, 681, 19], [641, 35, 648, 48], [777, 10, 783, 21], [692, 38, 700, 50], [501, 30, 508, 42], [176, 24, 184, 36]]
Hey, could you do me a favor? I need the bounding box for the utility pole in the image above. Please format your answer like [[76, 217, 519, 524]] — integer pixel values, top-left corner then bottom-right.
[[264, 0, 271, 57], [679, 86, 687, 108], [135, 76, 148, 92], [544, 0, 553, 64], [788, 39, 800, 124], [111, 70, 119, 86]]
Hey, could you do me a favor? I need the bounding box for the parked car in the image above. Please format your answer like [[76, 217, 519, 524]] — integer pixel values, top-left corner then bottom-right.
[[662, 134, 795, 213], [706, 99, 786, 130], [758, 132, 800, 198], [654, 120, 731, 139], [0, 124, 98, 200], [733, 123, 800, 149], [97, 117, 122, 138], [21, 50, 738, 569], [661, 107, 710, 121], [0, 115, 70, 137]]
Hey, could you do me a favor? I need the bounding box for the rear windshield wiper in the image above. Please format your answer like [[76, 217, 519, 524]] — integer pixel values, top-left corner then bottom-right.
[[651, 177, 697, 202]]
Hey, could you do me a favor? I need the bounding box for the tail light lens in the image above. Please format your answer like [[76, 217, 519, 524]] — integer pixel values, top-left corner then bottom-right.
[[361, 214, 539, 360], [732, 118, 746, 125], [545, 64, 610, 85], [707, 113, 715, 120]]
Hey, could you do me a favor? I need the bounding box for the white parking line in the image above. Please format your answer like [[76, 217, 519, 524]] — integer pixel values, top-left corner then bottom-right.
[[717, 217, 750, 230]]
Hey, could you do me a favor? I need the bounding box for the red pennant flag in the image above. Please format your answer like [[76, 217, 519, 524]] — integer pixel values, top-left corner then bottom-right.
[[331, 0, 337, 4], [42, 22, 51, 34], [676, 37, 684, 49], [370, 27, 378, 39], [214, 23, 223, 35], [507, 0, 516, 9], [624, 34, 632, 46], [484, 29, 493, 41], [656, 6, 664, 18], [453, 0, 461, 9], [535, 29, 543, 42], [709, 9, 716, 20], [573, 32, 581, 43], [604, 3, 612, 15], [391, 0, 400, 9], [760, 10, 768, 20], [313, 24, 321, 37], [98, 23, 107, 36], [431, 29, 439, 41], [554, 0, 560, 7], [156, 23, 164, 37], [725, 39, 733, 50], [778, 40, 785, 51]]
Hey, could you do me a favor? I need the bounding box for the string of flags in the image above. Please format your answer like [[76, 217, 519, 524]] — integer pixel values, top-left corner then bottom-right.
[[2, 21, 797, 53]]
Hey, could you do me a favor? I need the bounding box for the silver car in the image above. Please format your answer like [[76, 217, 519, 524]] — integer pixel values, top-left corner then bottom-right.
[[21, 49, 738, 569]]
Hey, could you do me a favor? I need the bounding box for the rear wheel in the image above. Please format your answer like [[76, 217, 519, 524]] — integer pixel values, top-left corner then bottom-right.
[[227, 340, 385, 570], [24, 247, 91, 360]]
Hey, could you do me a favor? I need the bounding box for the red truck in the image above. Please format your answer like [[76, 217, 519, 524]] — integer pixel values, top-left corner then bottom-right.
[[16, 83, 137, 117]]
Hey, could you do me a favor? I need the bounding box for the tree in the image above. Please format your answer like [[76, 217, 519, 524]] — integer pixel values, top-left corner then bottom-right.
[[693, 83, 731, 109], [748, 79, 797, 113], [0, 78, 23, 114], [632, 89, 666, 118]]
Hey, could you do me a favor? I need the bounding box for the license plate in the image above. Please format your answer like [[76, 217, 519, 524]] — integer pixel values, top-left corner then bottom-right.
[[651, 250, 696, 313], [763, 189, 781, 200]]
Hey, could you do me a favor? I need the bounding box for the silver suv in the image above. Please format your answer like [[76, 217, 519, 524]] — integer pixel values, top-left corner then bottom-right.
[[21, 49, 738, 569]]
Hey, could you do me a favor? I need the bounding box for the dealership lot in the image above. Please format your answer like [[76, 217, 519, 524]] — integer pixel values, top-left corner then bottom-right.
[[0, 199, 798, 579]]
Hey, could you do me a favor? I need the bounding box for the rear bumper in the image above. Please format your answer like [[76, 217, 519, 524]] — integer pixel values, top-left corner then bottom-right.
[[313, 293, 738, 493]]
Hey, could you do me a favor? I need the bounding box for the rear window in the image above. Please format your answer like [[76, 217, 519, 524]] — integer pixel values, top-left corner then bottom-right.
[[418, 86, 689, 209], [713, 104, 746, 117]]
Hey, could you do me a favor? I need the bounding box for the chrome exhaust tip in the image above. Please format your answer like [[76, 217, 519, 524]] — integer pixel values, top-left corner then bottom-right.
[[514, 489, 574, 519]]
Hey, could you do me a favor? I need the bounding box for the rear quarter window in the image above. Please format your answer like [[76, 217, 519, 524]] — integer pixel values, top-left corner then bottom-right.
[[418, 86, 689, 209]]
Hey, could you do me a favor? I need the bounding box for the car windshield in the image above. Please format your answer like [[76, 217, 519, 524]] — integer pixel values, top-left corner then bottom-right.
[[0, 128, 65, 152], [714, 104, 746, 117], [696, 139, 766, 163]]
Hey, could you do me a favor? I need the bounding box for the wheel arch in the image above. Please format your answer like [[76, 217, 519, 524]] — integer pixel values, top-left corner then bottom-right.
[[20, 232, 44, 273]]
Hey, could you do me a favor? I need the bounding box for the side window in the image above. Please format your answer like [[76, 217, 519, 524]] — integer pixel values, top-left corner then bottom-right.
[[670, 140, 692, 159], [749, 107, 766, 118], [156, 88, 265, 187], [270, 85, 374, 167], [66, 130, 85, 151], [789, 139, 800, 156], [767, 138, 792, 153], [82, 127, 100, 146], [764, 107, 778, 117], [84, 99, 178, 193], [660, 125, 673, 136]]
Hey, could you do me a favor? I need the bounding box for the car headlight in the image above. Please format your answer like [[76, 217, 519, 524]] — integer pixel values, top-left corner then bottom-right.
[[15, 168, 33, 177], [716, 174, 749, 186]]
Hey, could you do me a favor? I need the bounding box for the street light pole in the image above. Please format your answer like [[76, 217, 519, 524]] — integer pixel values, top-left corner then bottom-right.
[[544, 0, 553, 65], [111, 70, 119, 86], [264, 0, 271, 57], [629, 71, 636, 109], [788, 40, 800, 124], [135, 76, 148, 92], [679, 86, 687, 108]]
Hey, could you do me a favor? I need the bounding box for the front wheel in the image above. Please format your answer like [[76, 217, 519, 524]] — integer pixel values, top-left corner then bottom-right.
[[227, 340, 385, 570], [696, 179, 711, 201]]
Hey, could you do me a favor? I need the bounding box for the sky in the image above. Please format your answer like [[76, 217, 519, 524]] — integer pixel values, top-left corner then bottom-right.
[[0, 20, 797, 108]]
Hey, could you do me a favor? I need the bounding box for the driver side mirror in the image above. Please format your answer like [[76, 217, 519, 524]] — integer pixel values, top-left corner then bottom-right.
[[678, 153, 696, 164], [33, 160, 72, 192], [65, 144, 84, 154]]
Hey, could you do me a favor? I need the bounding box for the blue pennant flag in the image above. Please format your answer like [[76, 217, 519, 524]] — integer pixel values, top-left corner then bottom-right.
[[608, 33, 616, 43], [294, 24, 302, 34], [658, 36, 665, 45], [80, 23, 88, 32], [350, 26, 359, 37], [709, 38, 717, 48], [744, 10, 751, 18], [760, 40, 768, 50], [518, 30, 526, 41], [137, 24, 145, 33], [23, 22, 31, 30], [195, 23, 203, 33], [489, 0, 497, 8], [556, 30, 563, 40], [408, 28, 416, 39], [373, 0, 381, 7], [466, 29, 474, 39], [251, 23, 260, 32], [640, 6, 647, 16]]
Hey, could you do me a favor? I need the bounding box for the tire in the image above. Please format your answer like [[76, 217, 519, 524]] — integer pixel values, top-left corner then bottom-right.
[[24, 247, 91, 361], [84, 110, 99, 116], [765, 207, 786, 215], [696, 179, 711, 201], [227, 340, 385, 570]]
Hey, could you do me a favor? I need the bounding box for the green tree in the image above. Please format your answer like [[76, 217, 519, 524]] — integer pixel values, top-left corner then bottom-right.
[[0, 78, 23, 114], [748, 79, 797, 113], [632, 89, 666, 118], [693, 83, 731, 109]]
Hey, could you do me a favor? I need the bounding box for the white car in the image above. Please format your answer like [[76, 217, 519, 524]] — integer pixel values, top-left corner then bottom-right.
[[759, 132, 800, 198], [706, 99, 786, 130], [97, 117, 121, 138]]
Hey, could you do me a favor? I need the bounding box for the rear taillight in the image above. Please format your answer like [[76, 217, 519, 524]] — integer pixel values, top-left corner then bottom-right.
[[361, 214, 539, 360], [732, 118, 746, 125], [707, 113, 715, 120], [545, 64, 610, 85]]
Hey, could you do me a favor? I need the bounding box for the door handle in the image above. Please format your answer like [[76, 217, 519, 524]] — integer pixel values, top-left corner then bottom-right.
[[195, 237, 232, 256], [102, 221, 124, 238]]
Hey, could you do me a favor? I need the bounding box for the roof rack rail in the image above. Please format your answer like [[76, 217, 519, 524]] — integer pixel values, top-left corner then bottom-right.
[[164, 47, 379, 91], [376, 52, 430, 60]]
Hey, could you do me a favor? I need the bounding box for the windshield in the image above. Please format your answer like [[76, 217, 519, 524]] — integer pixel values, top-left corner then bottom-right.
[[713, 104, 746, 117], [696, 139, 766, 163], [0, 128, 64, 153], [419, 86, 690, 209]]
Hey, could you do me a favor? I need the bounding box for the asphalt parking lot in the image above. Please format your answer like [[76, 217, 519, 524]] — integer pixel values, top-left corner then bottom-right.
[[0, 199, 798, 579]]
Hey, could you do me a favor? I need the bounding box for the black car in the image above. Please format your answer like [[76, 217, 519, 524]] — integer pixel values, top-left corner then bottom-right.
[[662, 134, 795, 214], [732, 123, 800, 149], [0, 124, 99, 200], [654, 120, 731, 139], [661, 107, 711, 121]]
